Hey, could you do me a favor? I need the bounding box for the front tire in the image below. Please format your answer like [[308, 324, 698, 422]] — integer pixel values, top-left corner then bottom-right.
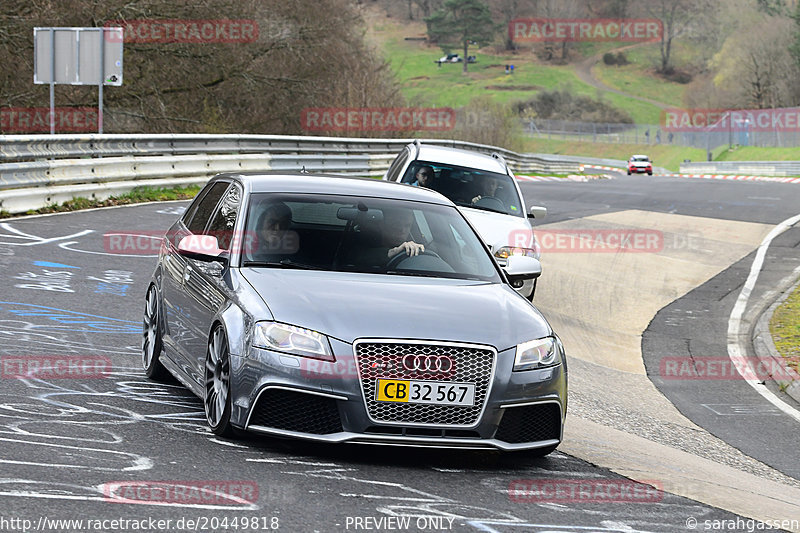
[[142, 285, 169, 381], [204, 325, 237, 437]]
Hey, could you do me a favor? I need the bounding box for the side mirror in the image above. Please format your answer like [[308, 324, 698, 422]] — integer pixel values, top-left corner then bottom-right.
[[528, 205, 547, 219], [177, 235, 227, 263], [502, 255, 542, 281]]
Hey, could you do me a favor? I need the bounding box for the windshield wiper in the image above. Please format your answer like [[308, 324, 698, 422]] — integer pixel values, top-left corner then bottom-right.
[[242, 259, 319, 270], [384, 270, 444, 278], [460, 203, 508, 215]]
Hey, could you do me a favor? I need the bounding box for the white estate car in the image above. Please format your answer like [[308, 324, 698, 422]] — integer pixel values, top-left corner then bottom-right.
[[383, 142, 547, 300]]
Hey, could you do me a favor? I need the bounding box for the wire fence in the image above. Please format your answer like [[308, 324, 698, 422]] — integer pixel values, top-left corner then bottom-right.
[[523, 119, 800, 150]]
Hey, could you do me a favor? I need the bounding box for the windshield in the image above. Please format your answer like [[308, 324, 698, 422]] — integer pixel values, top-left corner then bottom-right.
[[400, 160, 524, 217], [241, 193, 501, 282], [632, 156, 650, 162]]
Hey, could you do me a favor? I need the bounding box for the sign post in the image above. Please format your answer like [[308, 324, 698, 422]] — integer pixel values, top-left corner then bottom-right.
[[33, 27, 123, 134]]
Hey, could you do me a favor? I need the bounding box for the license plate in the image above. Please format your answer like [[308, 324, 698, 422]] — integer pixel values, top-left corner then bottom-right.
[[375, 379, 475, 406]]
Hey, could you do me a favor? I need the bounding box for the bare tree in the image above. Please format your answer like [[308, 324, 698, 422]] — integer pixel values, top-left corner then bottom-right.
[[0, 0, 403, 134], [711, 16, 800, 108], [634, 0, 695, 73]]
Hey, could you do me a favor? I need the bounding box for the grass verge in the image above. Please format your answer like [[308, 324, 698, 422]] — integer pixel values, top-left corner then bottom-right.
[[520, 137, 706, 171], [0, 185, 202, 219], [770, 284, 800, 376]]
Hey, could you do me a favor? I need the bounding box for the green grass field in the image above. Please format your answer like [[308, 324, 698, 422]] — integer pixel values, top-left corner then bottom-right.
[[367, 8, 797, 165], [770, 285, 800, 374], [378, 20, 664, 124], [520, 138, 705, 171]]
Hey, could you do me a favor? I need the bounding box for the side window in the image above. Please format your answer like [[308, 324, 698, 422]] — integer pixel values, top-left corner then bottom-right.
[[186, 181, 229, 234], [206, 184, 242, 250], [385, 150, 409, 182]]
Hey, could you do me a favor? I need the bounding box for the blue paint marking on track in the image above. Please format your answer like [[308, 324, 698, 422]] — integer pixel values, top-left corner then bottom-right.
[[33, 261, 81, 269], [0, 301, 139, 334]]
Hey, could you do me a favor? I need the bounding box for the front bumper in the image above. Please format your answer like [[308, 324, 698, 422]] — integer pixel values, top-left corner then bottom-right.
[[228, 339, 567, 451]]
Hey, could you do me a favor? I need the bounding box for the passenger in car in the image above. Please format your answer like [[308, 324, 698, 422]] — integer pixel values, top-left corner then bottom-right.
[[410, 165, 435, 188]]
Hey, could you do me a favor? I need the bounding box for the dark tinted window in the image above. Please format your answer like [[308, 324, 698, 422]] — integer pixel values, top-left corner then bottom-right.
[[241, 193, 500, 282], [206, 184, 242, 250], [186, 181, 229, 233]]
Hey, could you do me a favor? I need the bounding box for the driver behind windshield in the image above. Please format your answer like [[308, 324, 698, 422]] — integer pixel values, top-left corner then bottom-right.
[[471, 175, 501, 205], [383, 208, 425, 259], [356, 208, 425, 267]]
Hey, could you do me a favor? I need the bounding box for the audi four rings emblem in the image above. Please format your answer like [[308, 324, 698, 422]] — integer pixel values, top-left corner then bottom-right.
[[402, 354, 454, 372]]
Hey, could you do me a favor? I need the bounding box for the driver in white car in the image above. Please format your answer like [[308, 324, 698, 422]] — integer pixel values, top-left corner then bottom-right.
[[471, 175, 501, 205]]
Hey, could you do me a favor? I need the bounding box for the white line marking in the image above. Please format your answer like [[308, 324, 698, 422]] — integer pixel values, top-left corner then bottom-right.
[[727, 213, 800, 422]]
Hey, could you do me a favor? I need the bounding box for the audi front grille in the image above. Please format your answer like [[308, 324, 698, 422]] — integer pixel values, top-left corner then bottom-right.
[[353, 340, 496, 427]]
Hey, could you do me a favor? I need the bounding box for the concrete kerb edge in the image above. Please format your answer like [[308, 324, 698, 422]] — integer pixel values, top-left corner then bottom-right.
[[752, 270, 800, 405]]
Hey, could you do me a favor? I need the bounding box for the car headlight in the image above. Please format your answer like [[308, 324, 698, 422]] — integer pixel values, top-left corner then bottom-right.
[[495, 246, 539, 260], [253, 322, 334, 361], [514, 336, 563, 371]]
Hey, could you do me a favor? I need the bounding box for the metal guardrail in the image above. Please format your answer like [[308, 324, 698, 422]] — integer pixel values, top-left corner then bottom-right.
[[0, 134, 582, 213], [680, 161, 800, 176]]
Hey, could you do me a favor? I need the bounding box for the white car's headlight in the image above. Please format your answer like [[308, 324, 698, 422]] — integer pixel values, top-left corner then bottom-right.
[[514, 336, 562, 371], [253, 322, 334, 361], [495, 246, 540, 260]]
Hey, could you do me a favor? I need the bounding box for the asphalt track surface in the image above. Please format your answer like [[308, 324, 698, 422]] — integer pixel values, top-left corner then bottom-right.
[[0, 171, 798, 532]]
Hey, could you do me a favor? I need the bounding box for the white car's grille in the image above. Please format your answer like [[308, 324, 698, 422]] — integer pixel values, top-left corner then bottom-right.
[[354, 340, 495, 426]]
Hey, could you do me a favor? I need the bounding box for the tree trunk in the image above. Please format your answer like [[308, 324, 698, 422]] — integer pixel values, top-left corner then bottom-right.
[[463, 39, 469, 73]]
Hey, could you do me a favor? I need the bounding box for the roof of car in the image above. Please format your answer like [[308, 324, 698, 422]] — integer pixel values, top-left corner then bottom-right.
[[414, 144, 509, 174], [214, 172, 453, 204], [631, 154, 650, 159]]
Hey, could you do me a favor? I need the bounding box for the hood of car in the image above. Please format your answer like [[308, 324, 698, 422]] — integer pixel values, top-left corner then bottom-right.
[[240, 268, 551, 350], [459, 207, 535, 250], [630, 161, 651, 167]]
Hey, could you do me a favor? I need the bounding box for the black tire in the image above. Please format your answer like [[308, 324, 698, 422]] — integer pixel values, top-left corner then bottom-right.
[[204, 325, 237, 437], [142, 285, 170, 381], [647, 171, 653, 175], [627, 170, 631, 175]]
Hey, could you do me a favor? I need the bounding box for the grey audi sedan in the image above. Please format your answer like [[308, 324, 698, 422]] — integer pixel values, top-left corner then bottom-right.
[[143, 173, 567, 454]]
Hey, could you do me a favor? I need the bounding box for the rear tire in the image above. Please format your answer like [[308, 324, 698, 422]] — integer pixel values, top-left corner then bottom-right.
[[142, 285, 169, 381]]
